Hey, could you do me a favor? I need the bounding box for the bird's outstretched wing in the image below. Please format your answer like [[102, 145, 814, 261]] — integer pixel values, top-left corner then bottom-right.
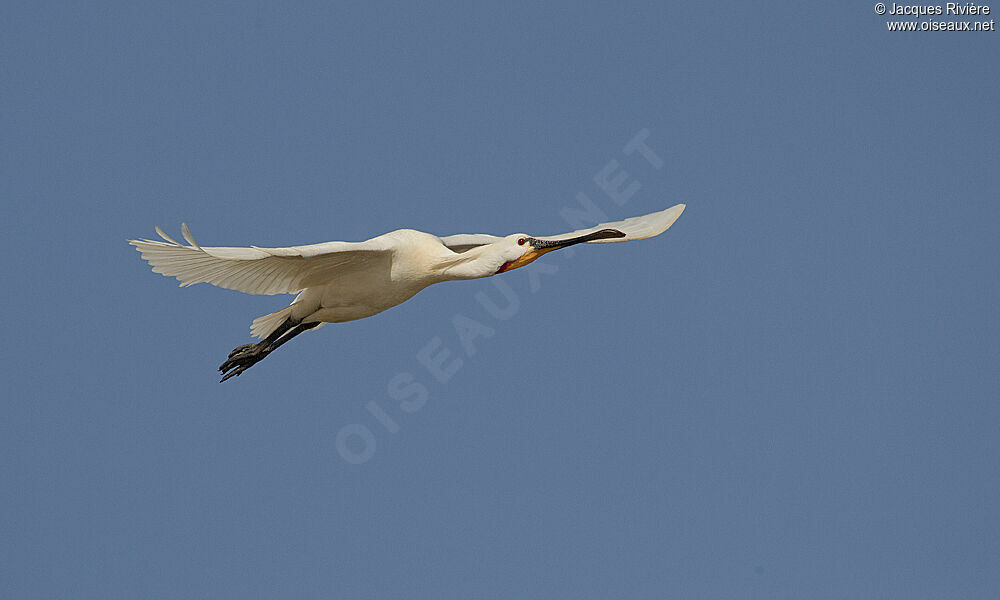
[[129, 224, 394, 295], [537, 203, 685, 242], [437, 233, 505, 253], [438, 204, 685, 251]]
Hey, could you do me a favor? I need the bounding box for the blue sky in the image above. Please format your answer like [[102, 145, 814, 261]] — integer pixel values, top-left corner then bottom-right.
[[3, 2, 998, 598]]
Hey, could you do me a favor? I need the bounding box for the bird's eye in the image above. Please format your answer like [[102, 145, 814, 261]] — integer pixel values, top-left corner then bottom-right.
[[517, 238, 526, 245]]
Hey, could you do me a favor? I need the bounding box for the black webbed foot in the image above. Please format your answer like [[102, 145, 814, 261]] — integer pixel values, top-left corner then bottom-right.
[[216, 319, 320, 383], [227, 343, 257, 359], [219, 342, 270, 382]]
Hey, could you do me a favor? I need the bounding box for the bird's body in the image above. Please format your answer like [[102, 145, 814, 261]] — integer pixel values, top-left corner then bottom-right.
[[288, 230, 444, 325], [130, 204, 685, 381]]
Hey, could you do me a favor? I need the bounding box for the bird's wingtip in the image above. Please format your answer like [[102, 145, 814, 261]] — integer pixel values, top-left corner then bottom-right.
[[181, 222, 202, 250], [666, 203, 686, 223], [662, 203, 686, 225]]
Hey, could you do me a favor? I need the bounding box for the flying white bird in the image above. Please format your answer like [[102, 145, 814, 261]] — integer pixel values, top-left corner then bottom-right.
[[130, 203, 685, 381]]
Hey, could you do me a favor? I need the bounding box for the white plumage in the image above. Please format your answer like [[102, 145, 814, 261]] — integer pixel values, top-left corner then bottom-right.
[[130, 203, 685, 381]]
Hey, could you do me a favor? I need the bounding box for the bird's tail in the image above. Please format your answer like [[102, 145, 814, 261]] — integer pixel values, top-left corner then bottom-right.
[[251, 306, 296, 339]]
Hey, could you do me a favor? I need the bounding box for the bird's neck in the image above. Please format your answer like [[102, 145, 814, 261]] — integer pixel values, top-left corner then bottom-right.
[[435, 246, 505, 281]]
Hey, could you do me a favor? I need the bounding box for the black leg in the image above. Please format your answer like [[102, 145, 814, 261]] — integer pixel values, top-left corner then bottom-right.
[[267, 321, 320, 353], [218, 318, 320, 383], [224, 316, 299, 360], [220, 316, 297, 372]]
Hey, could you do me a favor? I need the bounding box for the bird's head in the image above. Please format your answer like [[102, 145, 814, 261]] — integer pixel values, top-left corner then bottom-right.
[[495, 228, 626, 274]]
